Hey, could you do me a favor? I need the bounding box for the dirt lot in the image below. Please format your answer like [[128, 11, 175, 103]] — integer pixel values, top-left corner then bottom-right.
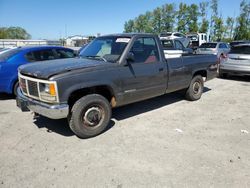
[[0, 77, 249, 188]]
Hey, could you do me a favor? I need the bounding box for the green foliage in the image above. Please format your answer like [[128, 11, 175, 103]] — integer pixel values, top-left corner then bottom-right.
[[224, 17, 235, 40], [199, 1, 209, 33], [123, 0, 249, 41], [0, 26, 31, 39], [177, 3, 189, 33], [210, 0, 219, 41], [234, 0, 250, 40], [124, 20, 135, 33], [214, 16, 225, 41], [151, 7, 162, 34], [161, 4, 176, 32], [187, 4, 199, 33]]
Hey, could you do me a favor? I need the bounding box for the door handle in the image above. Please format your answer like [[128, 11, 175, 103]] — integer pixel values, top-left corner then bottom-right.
[[159, 68, 164, 72]]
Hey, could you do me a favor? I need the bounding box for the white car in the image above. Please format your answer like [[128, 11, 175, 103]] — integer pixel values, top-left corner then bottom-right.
[[160, 32, 190, 48], [196, 42, 230, 58]]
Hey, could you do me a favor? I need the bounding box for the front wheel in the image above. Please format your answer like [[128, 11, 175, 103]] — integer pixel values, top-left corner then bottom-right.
[[68, 94, 112, 138], [185, 75, 204, 101], [13, 82, 19, 96]]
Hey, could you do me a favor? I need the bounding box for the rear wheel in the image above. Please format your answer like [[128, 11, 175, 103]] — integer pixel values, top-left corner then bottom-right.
[[185, 75, 204, 101], [68, 94, 111, 138]]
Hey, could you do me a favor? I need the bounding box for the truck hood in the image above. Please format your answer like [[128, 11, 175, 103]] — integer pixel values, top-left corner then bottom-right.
[[19, 57, 107, 79]]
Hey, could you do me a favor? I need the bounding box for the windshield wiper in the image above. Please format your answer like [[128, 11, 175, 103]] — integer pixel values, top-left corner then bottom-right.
[[83, 55, 107, 62]]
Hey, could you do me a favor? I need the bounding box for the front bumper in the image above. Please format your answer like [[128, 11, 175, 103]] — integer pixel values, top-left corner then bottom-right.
[[220, 64, 250, 76], [16, 88, 69, 119]]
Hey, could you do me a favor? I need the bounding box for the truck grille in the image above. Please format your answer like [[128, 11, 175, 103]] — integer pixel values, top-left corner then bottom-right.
[[19, 77, 27, 94], [18, 74, 58, 103], [27, 80, 39, 97]]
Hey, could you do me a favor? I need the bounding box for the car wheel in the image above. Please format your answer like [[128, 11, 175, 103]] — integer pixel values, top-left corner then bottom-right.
[[185, 75, 204, 101], [13, 81, 19, 96], [68, 94, 111, 138]]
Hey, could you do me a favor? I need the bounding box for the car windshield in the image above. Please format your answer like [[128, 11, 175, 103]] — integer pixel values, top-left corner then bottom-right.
[[199, 43, 217, 48], [79, 36, 130, 63], [230, 45, 250, 54], [0, 48, 21, 61]]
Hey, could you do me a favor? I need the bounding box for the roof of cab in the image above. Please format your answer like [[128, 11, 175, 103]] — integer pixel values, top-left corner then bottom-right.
[[99, 33, 158, 38]]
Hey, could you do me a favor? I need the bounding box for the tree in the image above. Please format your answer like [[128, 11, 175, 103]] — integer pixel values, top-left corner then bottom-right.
[[151, 7, 163, 34], [199, 1, 209, 33], [177, 3, 189, 33], [224, 17, 235, 40], [234, 0, 250, 40], [187, 4, 199, 33], [214, 16, 225, 41], [161, 4, 176, 32], [0, 26, 31, 39], [134, 13, 153, 33], [210, 0, 219, 40], [124, 19, 135, 33]]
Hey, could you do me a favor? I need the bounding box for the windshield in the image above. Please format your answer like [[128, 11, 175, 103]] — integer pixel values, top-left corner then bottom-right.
[[230, 45, 250, 54], [199, 43, 217, 48], [79, 36, 130, 63], [0, 48, 21, 61]]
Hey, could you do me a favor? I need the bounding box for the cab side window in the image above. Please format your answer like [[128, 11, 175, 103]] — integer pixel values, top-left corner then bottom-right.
[[130, 37, 159, 64], [175, 40, 184, 50]]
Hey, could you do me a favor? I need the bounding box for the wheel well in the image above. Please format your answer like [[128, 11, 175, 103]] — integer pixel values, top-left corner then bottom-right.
[[68, 86, 116, 109], [193, 70, 207, 79]]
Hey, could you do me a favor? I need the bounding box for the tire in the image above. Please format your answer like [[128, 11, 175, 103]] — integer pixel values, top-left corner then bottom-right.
[[185, 75, 204, 101], [68, 94, 111, 138], [13, 81, 19, 96]]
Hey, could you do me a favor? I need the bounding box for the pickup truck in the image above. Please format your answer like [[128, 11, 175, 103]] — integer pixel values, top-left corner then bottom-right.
[[16, 33, 218, 138]]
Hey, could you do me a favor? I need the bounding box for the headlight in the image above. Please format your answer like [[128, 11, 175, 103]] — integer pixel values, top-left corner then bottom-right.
[[39, 83, 57, 102]]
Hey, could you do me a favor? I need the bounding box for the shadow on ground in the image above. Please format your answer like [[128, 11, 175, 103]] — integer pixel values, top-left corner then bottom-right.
[[33, 116, 115, 138], [0, 93, 15, 100], [32, 88, 211, 137], [113, 87, 210, 120], [219, 75, 250, 82]]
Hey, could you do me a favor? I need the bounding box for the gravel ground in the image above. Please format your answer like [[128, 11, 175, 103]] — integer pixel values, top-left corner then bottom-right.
[[0, 77, 249, 188]]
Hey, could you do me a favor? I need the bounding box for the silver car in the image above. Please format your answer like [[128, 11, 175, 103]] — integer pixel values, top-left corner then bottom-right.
[[196, 42, 230, 58], [219, 44, 250, 77]]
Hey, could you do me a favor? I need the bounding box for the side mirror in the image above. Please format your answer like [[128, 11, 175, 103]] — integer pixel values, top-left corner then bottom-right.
[[126, 52, 135, 62]]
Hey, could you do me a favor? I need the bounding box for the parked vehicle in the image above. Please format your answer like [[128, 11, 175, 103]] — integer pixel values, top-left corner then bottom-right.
[[161, 38, 193, 59], [219, 43, 250, 77], [196, 42, 230, 58], [230, 40, 250, 47], [160, 32, 190, 48], [0, 46, 75, 95], [16, 33, 218, 138], [187, 33, 209, 50]]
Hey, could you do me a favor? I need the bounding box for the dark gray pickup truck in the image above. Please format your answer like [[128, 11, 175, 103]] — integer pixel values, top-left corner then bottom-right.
[[17, 33, 218, 138]]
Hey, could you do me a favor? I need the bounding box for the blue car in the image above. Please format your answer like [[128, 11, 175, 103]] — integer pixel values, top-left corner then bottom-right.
[[0, 46, 75, 95]]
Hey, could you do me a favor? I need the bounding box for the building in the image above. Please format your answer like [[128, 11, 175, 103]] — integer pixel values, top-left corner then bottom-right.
[[0, 39, 61, 48], [65, 35, 89, 47]]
